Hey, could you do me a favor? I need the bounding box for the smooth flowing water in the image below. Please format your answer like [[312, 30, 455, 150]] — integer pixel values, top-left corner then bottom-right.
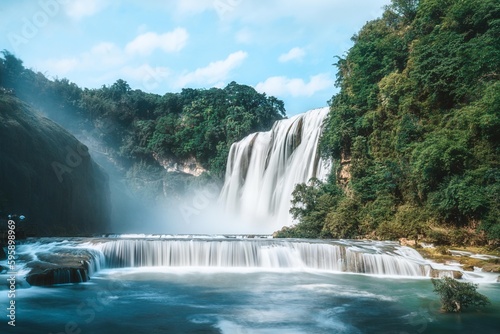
[[1, 237, 499, 333], [219, 107, 330, 229]]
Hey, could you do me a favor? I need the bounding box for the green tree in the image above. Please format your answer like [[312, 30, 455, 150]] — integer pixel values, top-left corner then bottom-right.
[[286, 0, 500, 244], [432, 277, 490, 312]]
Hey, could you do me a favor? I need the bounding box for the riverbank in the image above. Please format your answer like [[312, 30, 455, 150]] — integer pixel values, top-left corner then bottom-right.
[[415, 244, 500, 274]]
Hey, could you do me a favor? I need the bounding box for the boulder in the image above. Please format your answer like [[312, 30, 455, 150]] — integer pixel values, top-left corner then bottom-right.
[[0, 94, 111, 236], [25, 248, 100, 286], [399, 238, 416, 247], [430, 268, 463, 279], [26, 267, 89, 286]]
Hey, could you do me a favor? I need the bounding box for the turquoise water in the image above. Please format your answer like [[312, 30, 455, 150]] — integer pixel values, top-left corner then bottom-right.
[[2, 267, 499, 333]]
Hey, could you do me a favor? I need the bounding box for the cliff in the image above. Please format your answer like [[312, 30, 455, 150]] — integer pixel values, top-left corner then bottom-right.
[[0, 92, 111, 235]]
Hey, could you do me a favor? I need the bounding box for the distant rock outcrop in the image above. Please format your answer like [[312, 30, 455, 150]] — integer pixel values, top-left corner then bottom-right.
[[0, 93, 111, 235]]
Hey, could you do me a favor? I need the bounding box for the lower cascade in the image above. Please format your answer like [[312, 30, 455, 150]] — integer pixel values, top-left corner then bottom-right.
[[8, 237, 489, 287], [218, 107, 330, 228], [94, 238, 431, 277]]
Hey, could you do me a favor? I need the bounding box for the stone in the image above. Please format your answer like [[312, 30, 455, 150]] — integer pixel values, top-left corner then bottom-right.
[[24, 248, 100, 286], [26, 267, 89, 286], [399, 238, 416, 247], [430, 268, 463, 279], [0, 246, 6, 260], [0, 94, 111, 236]]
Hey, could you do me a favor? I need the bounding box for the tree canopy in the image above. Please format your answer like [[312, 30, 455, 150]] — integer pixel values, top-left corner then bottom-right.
[[278, 0, 500, 246], [0, 50, 285, 183]]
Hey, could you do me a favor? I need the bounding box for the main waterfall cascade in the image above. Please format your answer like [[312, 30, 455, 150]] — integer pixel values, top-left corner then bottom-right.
[[219, 107, 330, 228]]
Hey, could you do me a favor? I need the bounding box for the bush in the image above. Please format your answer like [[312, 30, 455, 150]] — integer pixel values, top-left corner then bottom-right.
[[431, 277, 490, 312], [324, 198, 360, 238]]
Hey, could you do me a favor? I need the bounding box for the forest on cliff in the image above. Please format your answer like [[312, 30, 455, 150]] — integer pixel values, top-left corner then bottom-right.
[[1, 0, 498, 245], [0, 54, 285, 204], [278, 0, 500, 246]]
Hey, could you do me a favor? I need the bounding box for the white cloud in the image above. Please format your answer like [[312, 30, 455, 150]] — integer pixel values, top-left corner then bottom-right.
[[120, 64, 169, 81], [176, 51, 248, 88], [119, 64, 171, 91], [255, 73, 334, 97], [84, 42, 125, 68], [234, 0, 388, 25], [175, 0, 214, 15], [235, 28, 253, 44], [37, 41, 125, 78], [279, 47, 305, 63], [64, 0, 108, 20], [125, 28, 189, 56], [38, 57, 79, 76]]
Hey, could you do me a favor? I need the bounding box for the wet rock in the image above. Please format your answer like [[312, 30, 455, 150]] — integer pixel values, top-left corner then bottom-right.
[[430, 269, 463, 279], [25, 248, 99, 286], [497, 276, 500, 283], [462, 264, 474, 271], [399, 238, 416, 247], [0, 246, 6, 260], [26, 267, 89, 286]]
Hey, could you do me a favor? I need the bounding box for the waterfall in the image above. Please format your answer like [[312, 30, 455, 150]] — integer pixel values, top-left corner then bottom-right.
[[218, 107, 330, 228], [95, 239, 431, 277], [12, 237, 493, 285]]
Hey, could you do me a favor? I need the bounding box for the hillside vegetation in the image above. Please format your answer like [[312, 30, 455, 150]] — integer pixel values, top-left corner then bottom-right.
[[0, 53, 285, 200], [277, 0, 500, 246]]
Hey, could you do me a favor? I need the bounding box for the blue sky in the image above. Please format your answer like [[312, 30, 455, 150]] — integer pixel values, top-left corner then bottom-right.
[[1, 0, 390, 115]]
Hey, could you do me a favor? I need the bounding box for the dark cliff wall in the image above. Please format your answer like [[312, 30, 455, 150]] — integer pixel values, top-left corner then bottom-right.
[[0, 93, 110, 235]]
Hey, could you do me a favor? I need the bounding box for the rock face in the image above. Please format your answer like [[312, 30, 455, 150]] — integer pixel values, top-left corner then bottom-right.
[[0, 94, 111, 235], [153, 153, 207, 176]]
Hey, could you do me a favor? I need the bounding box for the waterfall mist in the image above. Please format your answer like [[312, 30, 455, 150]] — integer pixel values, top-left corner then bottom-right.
[[31, 93, 331, 235]]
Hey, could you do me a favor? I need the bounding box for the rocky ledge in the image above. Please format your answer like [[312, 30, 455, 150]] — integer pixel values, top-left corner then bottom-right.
[[416, 246, 500, 274], [25, 248, 102, 286]]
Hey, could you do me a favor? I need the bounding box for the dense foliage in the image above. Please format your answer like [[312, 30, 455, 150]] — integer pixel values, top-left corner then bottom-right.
[[278, 0, 499, 245], [0, 52, 285, 197], [432, 277, 490, 312]]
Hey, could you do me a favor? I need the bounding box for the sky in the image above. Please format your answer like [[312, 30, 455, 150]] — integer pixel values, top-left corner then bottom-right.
[[1, 0, 391, 116]]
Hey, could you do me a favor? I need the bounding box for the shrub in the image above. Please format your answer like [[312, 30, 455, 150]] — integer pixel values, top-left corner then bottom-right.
[[431, 277, 490, 312]]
